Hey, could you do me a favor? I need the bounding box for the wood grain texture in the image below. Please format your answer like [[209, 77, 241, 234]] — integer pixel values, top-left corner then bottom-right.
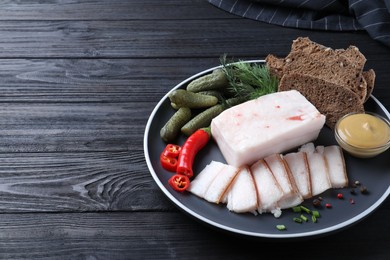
[[0, 0, 231, 20], [0, 211, 388, 259], [0, 20, 386, 59], [0, 103, 147, 152], [0, 151, 174, 212], [0, 0, 388, 259], [0, 58, 219, 102], [0, 58, 388, 106]]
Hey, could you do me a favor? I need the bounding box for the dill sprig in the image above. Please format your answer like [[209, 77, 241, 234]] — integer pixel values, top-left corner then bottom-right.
[[220, 55, 278, 100]]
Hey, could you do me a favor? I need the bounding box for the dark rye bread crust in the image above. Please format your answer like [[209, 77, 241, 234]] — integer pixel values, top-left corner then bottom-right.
[[279, 73, 365, 129], [362, 69, 376, 102]]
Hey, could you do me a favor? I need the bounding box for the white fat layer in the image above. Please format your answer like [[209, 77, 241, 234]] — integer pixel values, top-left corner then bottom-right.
[[321, 145, 348, 188], [251, 160, 284, 213], [225, 167, 258, 213], [305, 149, 332, 196], [189, 143, 347, 218], [211, 90, 325, 167], [188, 161, 225, 198], [264, 154, 303, 209], [204, 164, 239, 204], [283, 152, 312, 199]]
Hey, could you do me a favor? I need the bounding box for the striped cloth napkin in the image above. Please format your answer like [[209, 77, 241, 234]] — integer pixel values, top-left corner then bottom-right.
[[209, 0, 390, 48]]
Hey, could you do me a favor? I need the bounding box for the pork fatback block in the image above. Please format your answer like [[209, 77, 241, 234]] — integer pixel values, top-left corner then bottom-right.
[[211, 90, 326, 167]]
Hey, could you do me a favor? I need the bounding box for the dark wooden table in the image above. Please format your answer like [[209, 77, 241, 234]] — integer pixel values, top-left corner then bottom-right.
[[0, 1, 388, 259]]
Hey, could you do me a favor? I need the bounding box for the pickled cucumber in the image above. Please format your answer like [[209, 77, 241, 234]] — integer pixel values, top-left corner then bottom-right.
[[160, 107, 192, 142], [169, 89, 218, 109], [181, 104, 224, 136], [186, 69, 228, 92]]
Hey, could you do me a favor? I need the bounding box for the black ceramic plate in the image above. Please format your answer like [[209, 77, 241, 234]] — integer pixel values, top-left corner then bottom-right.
[[144, 60, 390, 239]]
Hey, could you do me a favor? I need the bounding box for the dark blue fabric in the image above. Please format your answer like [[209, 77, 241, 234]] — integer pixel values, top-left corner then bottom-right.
[[209, 0, 390, 48]]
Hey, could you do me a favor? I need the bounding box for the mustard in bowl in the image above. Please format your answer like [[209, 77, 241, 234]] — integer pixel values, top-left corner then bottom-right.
[[334, 112, 390, 158]]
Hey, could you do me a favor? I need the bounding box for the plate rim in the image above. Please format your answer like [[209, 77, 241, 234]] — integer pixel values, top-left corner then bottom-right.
[[143, 60, 390, 238]]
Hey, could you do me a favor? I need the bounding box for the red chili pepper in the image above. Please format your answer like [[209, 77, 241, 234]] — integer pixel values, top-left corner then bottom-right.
[[160, 153, 178, 172], [168, 174, 190, 192], [176, 127, 211, 178], [162, 144, 181, 158]]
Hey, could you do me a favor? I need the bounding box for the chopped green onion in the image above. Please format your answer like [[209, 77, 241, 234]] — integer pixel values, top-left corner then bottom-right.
[[292, 206, 322, 224], [300, 205, 311, 214], [276, 224, 286, 231], [293, 217, 303, 223], [312, 210, 320, 218], [300, 215, 308, 222], [292, 206, 301, 213]]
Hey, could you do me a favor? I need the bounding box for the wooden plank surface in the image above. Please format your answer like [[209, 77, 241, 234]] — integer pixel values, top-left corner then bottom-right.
[[0, 211, 388, 259], [0, 58, 388, 104], [0, 151, 175, 212], [0, 20, 386, 59], [0, 0, 388, 259], [0, 0, 231, 20]]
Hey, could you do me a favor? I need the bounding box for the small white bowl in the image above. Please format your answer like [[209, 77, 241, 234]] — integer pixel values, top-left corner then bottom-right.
[[335, 112, 390, 158]]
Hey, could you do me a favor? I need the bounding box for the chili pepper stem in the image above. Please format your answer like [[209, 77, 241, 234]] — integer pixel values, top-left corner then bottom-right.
[[201, 127, 211, 137]]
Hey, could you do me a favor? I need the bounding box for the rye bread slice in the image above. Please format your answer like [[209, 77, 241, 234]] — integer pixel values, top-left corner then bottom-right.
[[265, 54, 284, 80], [337, 45, 368, 101], [362, 69, 376, 102], [266, 54, 368, 103], [336, 45, 367, 70], [278, 73, 365, 129], [283, 37, 367, 102]]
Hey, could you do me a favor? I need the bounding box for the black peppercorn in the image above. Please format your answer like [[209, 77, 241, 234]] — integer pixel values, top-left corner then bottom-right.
[[312, 199, 321, 207], [360, 186, 368, 194]]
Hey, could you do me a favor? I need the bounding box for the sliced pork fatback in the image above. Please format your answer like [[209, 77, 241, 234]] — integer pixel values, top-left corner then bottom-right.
[[188, 160, 225, 198], [317, 145, 348, 188], [251, 159, 284, 216], [203, 164, 239, 204], [211, 90, 326, 167], [264, 154, 304, 209], [283, 151, 312, 199], [300, 143, 332, 196], [223, 167, 258, 214]]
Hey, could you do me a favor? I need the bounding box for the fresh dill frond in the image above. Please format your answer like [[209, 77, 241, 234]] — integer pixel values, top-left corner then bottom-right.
[[220, 55, 278, 100], [220, 55, 254, 100]]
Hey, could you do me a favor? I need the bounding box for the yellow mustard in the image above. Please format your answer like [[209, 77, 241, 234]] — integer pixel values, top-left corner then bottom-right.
[[337, 113, 390, 148]]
